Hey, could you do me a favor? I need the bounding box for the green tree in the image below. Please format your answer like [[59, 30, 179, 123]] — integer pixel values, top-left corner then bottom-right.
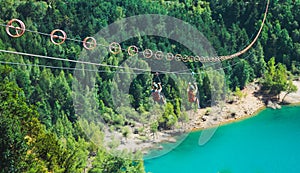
[[262, 57, 297, 100], [122, 126, 131, 142], [230, 59, 253, 90], [178, 111, 189, 128], [159, 103, 178, 129], [0, 67, 44, 172], [282, 79, 298, 102], [150, 121, 159, 140], [254, 42, 267, 77], [89, 150, 145, 173], [234, 87, 245, 102]]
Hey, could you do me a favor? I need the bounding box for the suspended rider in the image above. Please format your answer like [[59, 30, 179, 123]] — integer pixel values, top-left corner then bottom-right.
[[151, 82, 166, 104], [187, 82, 200, 109]]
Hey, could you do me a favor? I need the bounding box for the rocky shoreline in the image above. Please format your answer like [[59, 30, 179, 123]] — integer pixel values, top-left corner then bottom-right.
[[114, 81, 300, 155]]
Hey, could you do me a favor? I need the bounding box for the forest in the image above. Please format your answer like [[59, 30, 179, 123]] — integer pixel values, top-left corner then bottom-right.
[[0, 0, 299, 172]]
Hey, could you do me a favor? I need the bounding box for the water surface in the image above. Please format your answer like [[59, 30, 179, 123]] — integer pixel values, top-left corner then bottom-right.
[[144, 106, 300, 173]]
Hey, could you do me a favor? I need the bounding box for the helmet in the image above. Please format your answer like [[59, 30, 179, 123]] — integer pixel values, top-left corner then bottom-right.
[[189, 85, 195, 91]]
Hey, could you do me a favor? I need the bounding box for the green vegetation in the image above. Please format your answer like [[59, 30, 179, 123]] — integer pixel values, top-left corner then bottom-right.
[[0, 66, 88, 172], [262, 57, 297, 101], [150, 121, 159, 140], [0, 0, 299, 172], [234, 87, 246, 101], [0, 66, 144, 173]]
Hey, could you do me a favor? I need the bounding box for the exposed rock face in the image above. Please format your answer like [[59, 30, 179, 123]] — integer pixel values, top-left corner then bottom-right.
[[267, 100, 282, 109], [276, 104, 282, 109], [280, 81, 300, 104]]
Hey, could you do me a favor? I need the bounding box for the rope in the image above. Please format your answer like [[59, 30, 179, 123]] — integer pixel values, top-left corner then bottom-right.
[[154, 72, 162, 83], [0, 23, 110, 48], [217, 0, 269, 61], [0, 0, 269, 62], [0, 44, 255, 76], [0, 49, 164, 74], [0, 60, 134, 74], [0, 49, 198, 75]]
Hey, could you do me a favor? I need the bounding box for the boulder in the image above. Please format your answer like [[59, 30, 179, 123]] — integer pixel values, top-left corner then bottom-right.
[[267, 100, 281, 109]]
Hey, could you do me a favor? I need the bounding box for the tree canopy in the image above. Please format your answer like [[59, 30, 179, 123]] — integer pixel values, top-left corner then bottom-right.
[[0, 0, 299, 172]]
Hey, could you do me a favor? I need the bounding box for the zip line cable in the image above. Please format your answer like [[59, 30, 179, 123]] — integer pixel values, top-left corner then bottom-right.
[[0, 60, 136, 74], [0, 23, 110, 48], [0, 49, 148, 72], [0, 49, 255, 76], [218, 1, 268, 57], [0, 0, 269, 62], [0, 49, 194, 75], [0, 0, 269, 78], [218, 0, 269, 61]]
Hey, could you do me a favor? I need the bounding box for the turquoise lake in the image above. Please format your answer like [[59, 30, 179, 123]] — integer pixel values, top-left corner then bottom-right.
[[144, 106, 300, 173]]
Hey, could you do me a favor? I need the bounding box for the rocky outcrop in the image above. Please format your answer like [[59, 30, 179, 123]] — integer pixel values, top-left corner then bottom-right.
[[267, 100, 282, 109]]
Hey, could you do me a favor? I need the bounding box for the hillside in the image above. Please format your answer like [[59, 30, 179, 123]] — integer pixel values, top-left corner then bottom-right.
[[0, 0, 299, 172]]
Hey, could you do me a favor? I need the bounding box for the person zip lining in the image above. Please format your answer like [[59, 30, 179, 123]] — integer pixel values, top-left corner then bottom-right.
[[151, 72, 166, 104], [187, 82, 200, 109]]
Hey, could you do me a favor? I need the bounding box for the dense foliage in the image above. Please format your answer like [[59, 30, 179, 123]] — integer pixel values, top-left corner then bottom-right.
[[0, 0, 299, 172]]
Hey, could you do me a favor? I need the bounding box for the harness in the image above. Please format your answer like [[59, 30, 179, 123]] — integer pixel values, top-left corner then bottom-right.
[[188, 71, 198, 102], [152, 90, 161, 102], [188, 90, 196, 102]]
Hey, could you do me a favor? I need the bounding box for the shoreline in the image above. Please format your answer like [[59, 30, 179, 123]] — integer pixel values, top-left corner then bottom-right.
[[190, 105, 267, 132], [115, 81, 300, 154], [185, 80, 300, 132], [182, 81, 266, 132]]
